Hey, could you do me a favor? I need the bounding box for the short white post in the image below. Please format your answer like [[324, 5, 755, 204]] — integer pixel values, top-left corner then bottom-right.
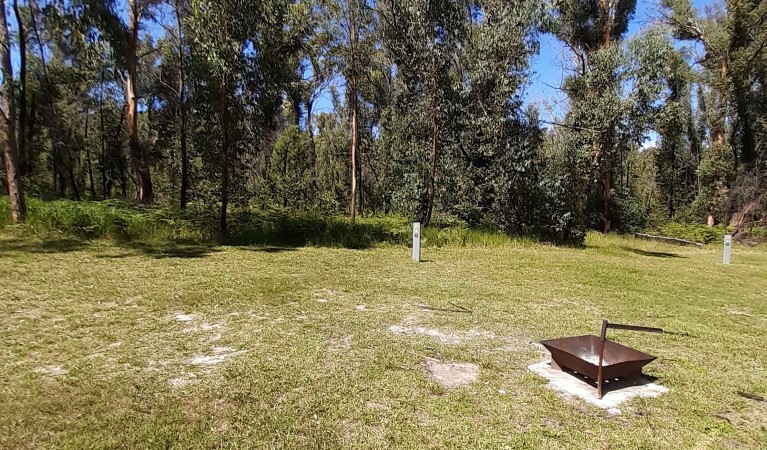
[[723, 234, 732, 265], [412, 222, 421, 262]]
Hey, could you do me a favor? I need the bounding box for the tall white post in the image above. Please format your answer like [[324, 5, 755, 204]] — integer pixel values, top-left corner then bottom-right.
[[412, 222, 421, 262], [723, 234, 732, 265]]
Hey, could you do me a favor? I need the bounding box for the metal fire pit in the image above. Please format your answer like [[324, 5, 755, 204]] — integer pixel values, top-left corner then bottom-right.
[[541, 320, 662, 398]]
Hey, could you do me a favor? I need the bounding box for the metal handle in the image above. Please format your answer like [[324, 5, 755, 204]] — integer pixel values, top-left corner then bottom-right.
[[597, 320, 664, 399]]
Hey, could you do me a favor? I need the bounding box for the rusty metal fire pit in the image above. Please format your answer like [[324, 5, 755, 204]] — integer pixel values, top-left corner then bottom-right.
[[541, 320, 662, 398]]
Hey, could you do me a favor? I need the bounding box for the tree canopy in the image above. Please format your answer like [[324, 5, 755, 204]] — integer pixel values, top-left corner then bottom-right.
[[1, 0, 765, 242]]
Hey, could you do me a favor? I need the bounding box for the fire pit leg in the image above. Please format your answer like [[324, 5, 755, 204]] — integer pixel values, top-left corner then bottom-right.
[[597, 319, 608, 399]]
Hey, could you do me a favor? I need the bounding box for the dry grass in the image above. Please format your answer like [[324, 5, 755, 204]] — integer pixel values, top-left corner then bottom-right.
[[0, 230, 765, 449]]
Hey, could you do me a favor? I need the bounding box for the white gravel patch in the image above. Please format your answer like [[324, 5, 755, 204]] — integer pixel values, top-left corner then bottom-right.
[[528, 361, 668, 412], [388, 325, 495, 344], [188, 347, 246, 366], [34, 365, 68, 377]]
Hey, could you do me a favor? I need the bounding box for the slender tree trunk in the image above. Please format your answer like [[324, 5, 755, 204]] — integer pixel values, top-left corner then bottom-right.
[[13, 0, 27, 175], [348, 0, 358, 224], [219, 75, 229, 236], [425, 94, 438, 227], [26, 91, 35, 173], [282, 138, 289, 208], [1, 0, 26, 222], [100, 70, 108, 198], [69, 164, 81, 200], [179, 96, 189, 208], [358, 155, 363, 216], [669, 142, 675, 219], [176, 0, 189, 209], [597, 0, 614, 233], [601, 134, 613, 233], [306, 99, 318, 201], [84, 107, 96, 198], [125, 0, 154, 205], [30, 0, 69, 200], [708, 63, 726, 228]]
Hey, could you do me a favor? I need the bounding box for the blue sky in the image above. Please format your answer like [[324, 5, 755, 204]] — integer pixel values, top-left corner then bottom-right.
[[3, 0, 714, 126], [306, 0, 715, 131], [525, 0, 713, 124]]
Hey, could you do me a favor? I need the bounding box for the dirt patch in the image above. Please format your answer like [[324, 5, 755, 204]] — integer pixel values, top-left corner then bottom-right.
[[389, 325, 495, 344], [174, 313, 197, 322], [34, 365, 68, 377], [188, 347, 246, 366], [423, 360, 479, 388], [328, 335, 353, 352]]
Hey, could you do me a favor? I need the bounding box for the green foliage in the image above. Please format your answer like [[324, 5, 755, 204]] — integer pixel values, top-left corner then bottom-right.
[[4, 0, 766, 242], [650, 222, 729, 244], [0, 197, 209, 241], [1, 197, 546, 248]]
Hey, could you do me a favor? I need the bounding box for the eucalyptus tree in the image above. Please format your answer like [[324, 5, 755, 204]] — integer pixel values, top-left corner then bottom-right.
[[663, 0, 767, 225], [318, 0, 373, 222], [83, 0, 161, 204], [447, 0, 544, 228], [550, 0, 637, 232], [379, 0, 464, 226], [1, 0, 26, 222], [189, 0, 305, 234]]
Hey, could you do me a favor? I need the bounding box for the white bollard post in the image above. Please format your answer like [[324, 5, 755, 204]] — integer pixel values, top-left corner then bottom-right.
[[723, 234, 732, 265], [412, 222, 421, 262]]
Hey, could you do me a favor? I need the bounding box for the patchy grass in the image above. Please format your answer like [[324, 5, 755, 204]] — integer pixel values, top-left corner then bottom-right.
[[0, 230, 765, 449]]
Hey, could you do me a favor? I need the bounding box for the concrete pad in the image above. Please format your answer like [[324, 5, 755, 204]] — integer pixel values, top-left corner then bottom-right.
[[528, 361, 668, 410]]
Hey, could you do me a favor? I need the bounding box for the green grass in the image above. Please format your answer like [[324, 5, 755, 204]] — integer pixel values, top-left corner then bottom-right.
[[0, 197, 529, 248], [0, 230, 765, 449]]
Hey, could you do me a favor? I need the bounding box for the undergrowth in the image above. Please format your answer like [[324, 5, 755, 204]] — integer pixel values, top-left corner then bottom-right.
[[0, 198, 526, 249], [648, 222, 767, 244]]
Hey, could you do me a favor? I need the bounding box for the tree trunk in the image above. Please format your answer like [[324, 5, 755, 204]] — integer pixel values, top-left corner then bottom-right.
[[85, 107, 96, 198], [100, 69, 108, 198], [668, 141, 675, 219], [348, 0, 358, 224], [30, 0, 70, 200], [306, 98, 318, 201], [219, 76, 229, 236], [26, 91, 35, 173], [1, 0, 26, 223], [125, 0, 154, 204], [425, 95, 438, 227], [176, 0, 189, 209], [598, 0, 614, 233], [13, 0, 27, 175], [602, 153, 612, 232]]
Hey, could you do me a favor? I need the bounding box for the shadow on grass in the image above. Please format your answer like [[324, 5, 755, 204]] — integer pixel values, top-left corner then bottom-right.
[[115, 239, 222, 259], [234, 246, 297, 253], [622, 247, 686, 258], [0, 238, 88, 257]]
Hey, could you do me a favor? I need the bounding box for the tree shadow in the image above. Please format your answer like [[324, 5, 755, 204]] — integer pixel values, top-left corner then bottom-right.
[[117, 240, 222, 259], [233, 246, 297, 253], [0, 238, 88, 257], [621, 247, 686, 258]]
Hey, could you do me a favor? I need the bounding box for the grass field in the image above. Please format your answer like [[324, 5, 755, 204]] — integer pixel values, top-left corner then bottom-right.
[[1, 230, 765, 449]]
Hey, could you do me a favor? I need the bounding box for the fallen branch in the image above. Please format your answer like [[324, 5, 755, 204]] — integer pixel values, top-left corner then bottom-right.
[[633, 233, 705, 248], [416, 303, 472, 314], [738, 391, 765, 402]]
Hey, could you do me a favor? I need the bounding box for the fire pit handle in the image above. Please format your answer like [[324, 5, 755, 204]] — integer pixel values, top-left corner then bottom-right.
[[597, 319, 664, 399]]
